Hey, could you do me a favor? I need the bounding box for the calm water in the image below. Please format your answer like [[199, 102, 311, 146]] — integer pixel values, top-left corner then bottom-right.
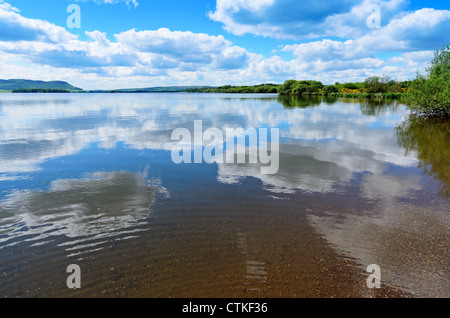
[[0, 93, 448, 298]]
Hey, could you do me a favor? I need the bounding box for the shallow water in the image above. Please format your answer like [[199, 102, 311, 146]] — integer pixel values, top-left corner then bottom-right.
[[0, 93, 448, 297]]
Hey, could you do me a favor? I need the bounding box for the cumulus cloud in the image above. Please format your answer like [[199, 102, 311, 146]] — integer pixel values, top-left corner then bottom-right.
[[209, 0, 351, 38], [0, 0, 18, 12], [0, 2, 76, 43], [0, 0, 448, 87], [116, 28, 235, 64], [323, 0, 408, 38], [0, 3, 252, 81], [209, 0, 408, 39], [275, 8, 450, 81]]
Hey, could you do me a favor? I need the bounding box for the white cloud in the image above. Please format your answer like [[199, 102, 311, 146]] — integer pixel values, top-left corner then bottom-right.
[[115, 28, 239, 65], [0, 3, 254, 86], [284, 8, 450, 57], [273, 8, 450, 82], [0, 0, 18, 12], [0, 1, 448, 87], [323, 0, 408, 38], [0, 3, 76, 43], [209, 0, 407, 39]]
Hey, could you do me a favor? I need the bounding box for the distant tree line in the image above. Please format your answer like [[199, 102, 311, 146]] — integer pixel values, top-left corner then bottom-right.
[[185, 84, 280, 93], [278, 77, 412, 99], [277, 46, 449, 117], [186, 77, 412, 99], [12, 88, 71, 93]]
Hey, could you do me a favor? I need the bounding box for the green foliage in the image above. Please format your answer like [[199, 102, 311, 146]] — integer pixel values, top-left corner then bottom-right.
[[278, 80, 324, 95], [364, 76, 391, 93], [308, 80, 324, 92], [387, 82, 402, 93], [291, 81, 309, 95], [277, 80, 297, 95], [400, 80, 413, 89], [278, 78, 405, 98], [428, 45, 450, 77], [323, 92, 402, 99], [323, 85, 338, 93], [333, 82, 363, 91], [402, 45, 450, 117], [342, 83, 359, 90], [186, 84, 280, 94]]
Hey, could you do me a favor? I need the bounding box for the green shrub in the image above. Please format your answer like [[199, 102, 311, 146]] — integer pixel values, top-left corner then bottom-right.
[[364, 76, 390, 93], [323, 85, 338, 94], [402, 45, 450, 117], [278, 80, 297, 95]]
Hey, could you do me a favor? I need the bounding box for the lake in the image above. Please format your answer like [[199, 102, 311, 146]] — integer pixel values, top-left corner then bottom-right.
[[0, 93, 448, 297]]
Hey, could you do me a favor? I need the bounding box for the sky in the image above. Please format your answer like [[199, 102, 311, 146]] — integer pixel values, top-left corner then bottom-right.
[[0, 0, 448, 90]]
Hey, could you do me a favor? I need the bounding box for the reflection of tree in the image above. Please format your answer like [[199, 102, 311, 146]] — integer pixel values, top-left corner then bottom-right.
[[277, 95, 322, 108], [321, 95, 338, 105], [360, 99, 398, 116], [223, 97, 278, 103], [396, 117, 450, 197], [276, 95, 401, 114]]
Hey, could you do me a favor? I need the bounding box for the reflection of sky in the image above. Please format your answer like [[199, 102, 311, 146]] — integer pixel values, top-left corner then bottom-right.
[[1, 94, 447, 296], [0, 93, 422, 198], [0, 140, 219, 249], [0, 94, 416, 187], [307, 171, 449, 297], [0, 170, 164, 249], [0, 93, 425, 210]]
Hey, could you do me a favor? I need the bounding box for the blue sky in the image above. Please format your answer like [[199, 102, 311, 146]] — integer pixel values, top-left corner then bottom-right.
[[0, 0, 448, 89]]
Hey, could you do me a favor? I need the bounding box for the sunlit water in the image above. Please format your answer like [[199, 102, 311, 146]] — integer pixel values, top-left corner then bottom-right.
[[0, 93, 448, 297]]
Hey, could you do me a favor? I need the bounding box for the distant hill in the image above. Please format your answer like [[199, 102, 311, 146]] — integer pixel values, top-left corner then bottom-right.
[[0, 79, 82, 92], [0, 80, 214, 93]]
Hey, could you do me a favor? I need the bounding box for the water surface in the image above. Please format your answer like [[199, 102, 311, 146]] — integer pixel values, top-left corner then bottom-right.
[[0, 93, 448, 297]]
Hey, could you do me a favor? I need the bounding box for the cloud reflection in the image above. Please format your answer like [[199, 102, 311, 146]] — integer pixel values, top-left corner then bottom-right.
[[0, 94, 418, 196], [0, 170, 167, 249]]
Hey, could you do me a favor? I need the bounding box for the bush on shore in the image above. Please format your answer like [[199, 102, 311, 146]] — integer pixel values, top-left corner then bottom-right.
[[401, 45, 450, 118]]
